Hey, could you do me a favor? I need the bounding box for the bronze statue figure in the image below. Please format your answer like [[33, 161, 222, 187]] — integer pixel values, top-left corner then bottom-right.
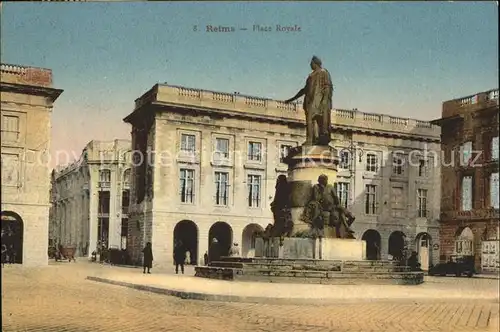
[[301, 174, 355, 239], [270, 175, 294, 237], [285, 56, 333, 146]]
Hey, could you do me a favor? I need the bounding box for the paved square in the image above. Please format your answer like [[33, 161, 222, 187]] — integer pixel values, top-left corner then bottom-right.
[[2, 263, 498, 332]]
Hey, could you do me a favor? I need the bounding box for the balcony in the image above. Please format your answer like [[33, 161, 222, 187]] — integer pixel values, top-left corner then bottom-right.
[[441, 208, 500, 221], [98, 181, 111, 189]]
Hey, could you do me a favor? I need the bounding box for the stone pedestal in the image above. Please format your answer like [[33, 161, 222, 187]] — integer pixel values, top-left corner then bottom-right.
[[255, 237, 366, 261], [285, 145, 338, 235], [317, 238, 366, 261]]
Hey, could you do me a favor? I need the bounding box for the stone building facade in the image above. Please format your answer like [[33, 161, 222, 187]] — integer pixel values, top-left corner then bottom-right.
[[123, 84, 441, 269], [432, 88, 499, 273], [50, 139, 132, 257], [1, 63, 63, 266]]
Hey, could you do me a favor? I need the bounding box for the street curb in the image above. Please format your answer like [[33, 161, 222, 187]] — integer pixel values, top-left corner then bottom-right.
[[85, 276, 500, 305]]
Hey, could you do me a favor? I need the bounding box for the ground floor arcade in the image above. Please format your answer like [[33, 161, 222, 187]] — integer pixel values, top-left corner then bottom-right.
[[1, 204, 50, 266], [126, 211, 441, 270], [358, 228, 439, 270]]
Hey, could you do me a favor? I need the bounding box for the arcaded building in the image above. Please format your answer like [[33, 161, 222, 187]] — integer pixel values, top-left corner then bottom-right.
[[50, 140, 132, 257], [1, 63, 63, 266], [123, 84, 441, 269], [432, 88, 499, 273]]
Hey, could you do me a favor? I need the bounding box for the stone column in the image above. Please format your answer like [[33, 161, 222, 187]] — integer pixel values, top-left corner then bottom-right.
[[197, 222, 211, 266], [70, 198, 76, 246], [108, 170, 120, 248], [88, 170, 98, 257], [62, 201, 67, 245]]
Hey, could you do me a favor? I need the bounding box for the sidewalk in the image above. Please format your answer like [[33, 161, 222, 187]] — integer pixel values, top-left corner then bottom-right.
[[86, 264, 499, 305], [474, 273, 500, 280]]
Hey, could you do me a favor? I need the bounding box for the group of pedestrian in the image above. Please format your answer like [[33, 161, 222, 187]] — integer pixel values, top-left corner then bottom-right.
[[141, 238, 241, 275], [1, 243, 18, 267]]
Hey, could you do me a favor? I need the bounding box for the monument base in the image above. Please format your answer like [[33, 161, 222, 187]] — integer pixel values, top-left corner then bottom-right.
[[255, 237, 366, 261]]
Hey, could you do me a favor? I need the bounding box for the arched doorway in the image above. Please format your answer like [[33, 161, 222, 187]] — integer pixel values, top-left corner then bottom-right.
[[388, 231, 406, 261], [455, 226, 474, 256], [1, 211, 24, 264], [415, 232, 432, 270], [173, 220, 198, 265], [362, 229, 381, 260], [241, 223, 264, 258], [208, 222, 232, 259]]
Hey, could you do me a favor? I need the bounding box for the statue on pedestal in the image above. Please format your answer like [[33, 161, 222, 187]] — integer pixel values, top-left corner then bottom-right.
[[301, 175, 355, 239], [284, 56, 333, 146]]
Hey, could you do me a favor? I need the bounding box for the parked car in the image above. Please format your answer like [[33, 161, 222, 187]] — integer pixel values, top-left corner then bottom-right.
[[428, 255, 475, 277]]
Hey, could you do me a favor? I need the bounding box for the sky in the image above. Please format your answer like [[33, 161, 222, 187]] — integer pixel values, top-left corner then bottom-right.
[[1, 1, 498, 167]]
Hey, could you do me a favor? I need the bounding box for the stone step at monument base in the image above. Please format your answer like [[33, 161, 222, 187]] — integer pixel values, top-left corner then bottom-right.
[[195, 257, 422, 285], [218, 257, 402, 267], [195, 266, 423, 285], [208, 261, 410, 273]]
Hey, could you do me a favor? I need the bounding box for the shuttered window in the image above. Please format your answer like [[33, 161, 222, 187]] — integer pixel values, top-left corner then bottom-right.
[[491, 137, 499, 161], [1, 115, 20, 142], [491, 172, 499, 209], [461, 176, 473, 211]]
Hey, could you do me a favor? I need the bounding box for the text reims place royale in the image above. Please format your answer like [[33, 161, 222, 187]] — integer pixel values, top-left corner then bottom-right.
[[205, 25, 301, 32]]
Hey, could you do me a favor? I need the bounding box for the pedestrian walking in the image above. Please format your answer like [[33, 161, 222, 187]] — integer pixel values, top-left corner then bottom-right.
[[203, 251, 209, 266], [142, 242, 153, 274], [174, 240, 186, 274], [8, 245, 16, 264], [1, 244, 7, 267]]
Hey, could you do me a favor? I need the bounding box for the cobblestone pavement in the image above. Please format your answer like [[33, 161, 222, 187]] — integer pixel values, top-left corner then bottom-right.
[[2, 263, 499, 332]]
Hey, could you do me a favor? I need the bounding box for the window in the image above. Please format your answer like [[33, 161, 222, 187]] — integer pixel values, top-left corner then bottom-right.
[[98, 191, 111, 214], [121, 190, 130, 214], [279, 144, 293, 163], [247, 174, 261, 207], [461, 141, 472, 165], [121, 218, 128, 250], [1, 115, 20, 142], [418, 159, 428, 177], [461, 175, 473, 211], [336, 182, 350, 208], [339, 150, 350, 169], [364, 184, 377, 214], [366, 153, 378, 172], [123, 169, 131, 187], [391, 186, 405, 217], [215, 138, 229, 159], [179, 169, 195, 203], [180, 134, 196, 153], [492, 137, 499, 161], [248, 142, 262, 161], [215, 172, 229, 206], [392, 155, 404, 175], [99, 170, 111, 186], [417, 189, 428, 218], [491, 172, 499, 209]]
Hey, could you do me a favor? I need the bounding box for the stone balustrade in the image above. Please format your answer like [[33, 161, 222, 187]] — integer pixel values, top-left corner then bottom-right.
[[1, 63, 53, 87], [144, 84, 440, 137], [442, 88, 499, 118]]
